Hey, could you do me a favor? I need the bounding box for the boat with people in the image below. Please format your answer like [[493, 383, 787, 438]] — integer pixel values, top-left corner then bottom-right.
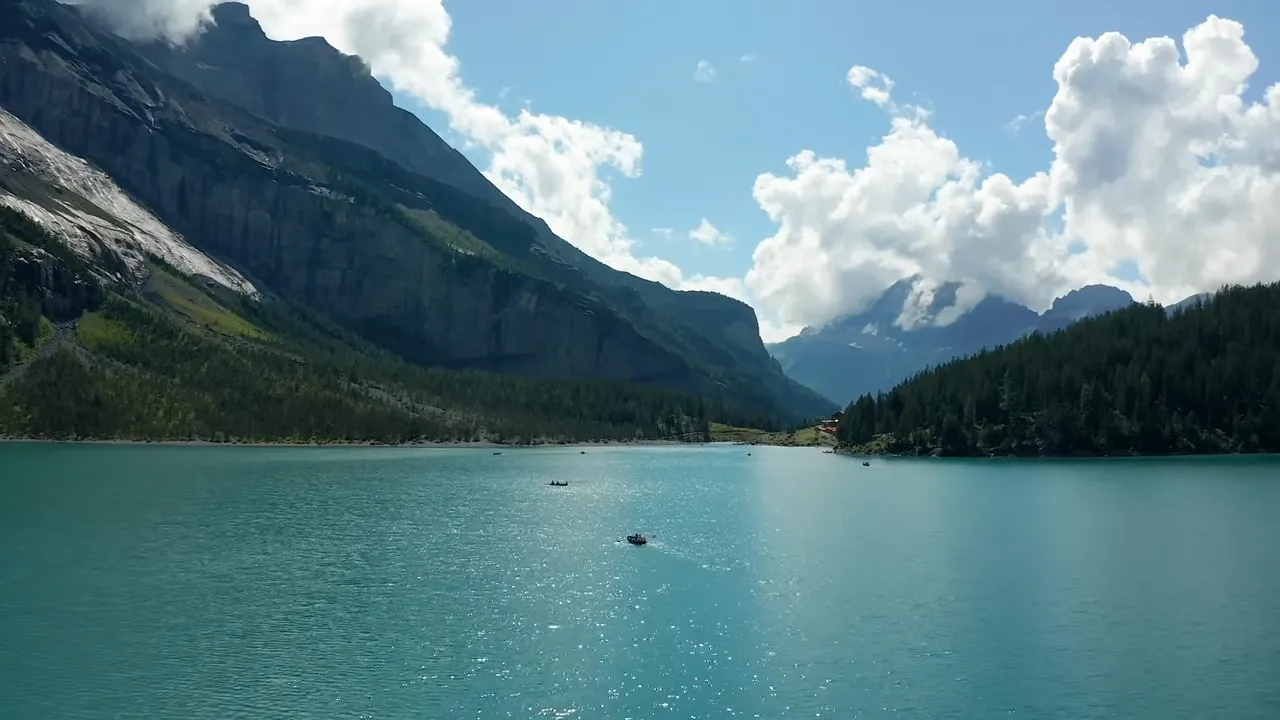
[[626, 533, 647, 545], [548, 481, 569, 487]]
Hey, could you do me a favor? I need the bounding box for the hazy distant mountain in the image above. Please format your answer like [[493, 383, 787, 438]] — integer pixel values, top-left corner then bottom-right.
[[769, 278, 1140, 407], [1037, 285, 1138, 332], [1166, 292, 1215, 315]]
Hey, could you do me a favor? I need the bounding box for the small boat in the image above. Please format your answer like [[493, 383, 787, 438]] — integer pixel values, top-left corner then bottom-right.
[[626, 533, 647, 546], [862, 461, 870, 467], [493, 452, 502, 456], [548, 481, 569, 487]]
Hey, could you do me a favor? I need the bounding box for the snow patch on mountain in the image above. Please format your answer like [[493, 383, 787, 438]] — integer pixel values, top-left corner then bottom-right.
[[0, 107, 258, 296]]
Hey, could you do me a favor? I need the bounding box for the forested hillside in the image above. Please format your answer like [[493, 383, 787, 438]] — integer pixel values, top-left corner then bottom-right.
[[1, 207, 717, 444], [0, 207, 104, 368], [836, 285, 1280, 456], [769, 277, 1138, 407]]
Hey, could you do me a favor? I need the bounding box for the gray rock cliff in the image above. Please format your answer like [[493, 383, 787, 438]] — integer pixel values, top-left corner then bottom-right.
[[134, 2, 812, 404], [0, 0, 683, 382]]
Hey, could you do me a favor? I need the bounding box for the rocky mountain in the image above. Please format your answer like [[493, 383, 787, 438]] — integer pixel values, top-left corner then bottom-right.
[[134, 3, 799, 387], [770, 277, 1141, 407], [136, 2, 504, 216], [0, 106, 256, 295], [0, 0, 833, 426], [1037, 285, 1137, 333], [1, 202, 716, 443], [1166, 292, 1214, 315]]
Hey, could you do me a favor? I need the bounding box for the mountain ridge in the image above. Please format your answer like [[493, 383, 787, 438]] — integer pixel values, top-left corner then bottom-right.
[[0, 0, 833, 425], [132, 1, 792, 385], [770, 277, 1155, 406], [834, 282, 1280, 457]]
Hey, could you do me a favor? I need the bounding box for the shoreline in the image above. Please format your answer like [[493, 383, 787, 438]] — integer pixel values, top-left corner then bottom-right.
[[0, 436, 707, 449], [5, 436, 1269, 457], [834, 447, 1280, 459]]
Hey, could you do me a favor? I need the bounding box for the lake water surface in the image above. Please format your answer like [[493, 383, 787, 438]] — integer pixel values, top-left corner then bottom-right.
[[2, 443, 1279, 718]]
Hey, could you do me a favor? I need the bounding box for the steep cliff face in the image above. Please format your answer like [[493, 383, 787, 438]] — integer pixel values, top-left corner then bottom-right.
[[0, 106, 256, 294], [138, 2, 505, 209], [1, 204, 105, 369], [0, 0, 687, 384], [2, 228, 102, 321], [132, 1, 833, 418]]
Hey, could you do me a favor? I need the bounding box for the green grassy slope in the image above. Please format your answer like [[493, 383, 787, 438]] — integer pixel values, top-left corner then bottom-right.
[[708, 422, 837, 447]]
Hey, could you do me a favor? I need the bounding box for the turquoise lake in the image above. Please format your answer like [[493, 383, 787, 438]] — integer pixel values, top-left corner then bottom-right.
[[2, 443, 1279, 718]]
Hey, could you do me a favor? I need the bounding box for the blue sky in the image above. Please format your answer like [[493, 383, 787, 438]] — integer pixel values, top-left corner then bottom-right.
[[389, 0, 1279, 293]]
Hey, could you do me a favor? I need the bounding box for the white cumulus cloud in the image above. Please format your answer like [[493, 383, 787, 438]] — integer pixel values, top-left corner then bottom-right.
[[689, 218, 733, 246], [846, 65, 895, 108], [67, 0, 216, 40], [694, 60, 717, 83], [746, 15, 1280, 334]]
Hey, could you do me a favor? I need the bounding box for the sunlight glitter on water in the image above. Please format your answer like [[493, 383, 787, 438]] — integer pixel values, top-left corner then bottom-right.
[[1, 446, 1279, 718]]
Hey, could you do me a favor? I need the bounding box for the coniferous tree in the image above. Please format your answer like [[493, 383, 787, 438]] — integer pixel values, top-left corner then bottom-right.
[[835, 283, 1280, 456]]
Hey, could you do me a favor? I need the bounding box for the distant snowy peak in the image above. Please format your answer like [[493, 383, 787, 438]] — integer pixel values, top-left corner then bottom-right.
[[808, 275, 999, 340], [806, 276, 1141, 342], [771, 276, 1216, 408], [0, 108, 258, 296]]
